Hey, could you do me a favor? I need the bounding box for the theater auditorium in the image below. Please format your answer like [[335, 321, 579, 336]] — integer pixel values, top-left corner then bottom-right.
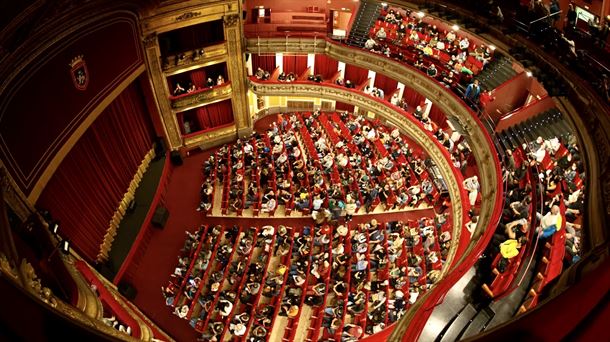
[[0, 0, 609, 341]]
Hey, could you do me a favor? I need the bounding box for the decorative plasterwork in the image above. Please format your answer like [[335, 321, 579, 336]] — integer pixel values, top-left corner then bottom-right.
[[175, 11, 201, 21], [162, 42, 228, 74], [223, 14, 240, 27], [183, 123, 237, 149], [170, 83, 233, 110]]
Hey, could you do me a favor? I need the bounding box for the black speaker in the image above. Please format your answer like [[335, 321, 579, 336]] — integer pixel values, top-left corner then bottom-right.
[[170, 150, 183, 166], [154, 137, 166, 159], [118, 281, 137, 301], [152, 205, 169, 228]]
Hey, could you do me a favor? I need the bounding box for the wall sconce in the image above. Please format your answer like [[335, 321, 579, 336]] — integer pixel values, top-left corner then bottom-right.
[[48, 239, 71, 261], [50, 222, 59, 235]]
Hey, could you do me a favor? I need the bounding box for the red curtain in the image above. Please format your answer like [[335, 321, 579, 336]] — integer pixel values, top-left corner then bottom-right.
[[282, 55, 308, 75], [374, 73, 398, 94], [314, 54, 339, 80], [335, 102, 355, 112], [402, 86, 425, 109], [344, 64, 369, 86], [196, 100, 234, 130], [428, 104, 448, 128], [251, 54, 276, 74], [205, 63, 228, 82], [190, 70, 206, 89], [37, 82, 154, 262]]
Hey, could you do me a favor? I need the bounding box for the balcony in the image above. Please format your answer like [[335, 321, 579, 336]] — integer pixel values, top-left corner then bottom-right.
[[161, 42, 228, 75], [169, 81, 232, 111]]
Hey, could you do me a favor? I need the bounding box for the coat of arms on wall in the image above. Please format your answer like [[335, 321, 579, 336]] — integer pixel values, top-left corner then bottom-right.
[[69, 55, 89, 91]]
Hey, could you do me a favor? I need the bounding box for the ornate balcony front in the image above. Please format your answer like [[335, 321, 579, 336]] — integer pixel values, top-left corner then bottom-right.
[[169, 82, 232, 111]]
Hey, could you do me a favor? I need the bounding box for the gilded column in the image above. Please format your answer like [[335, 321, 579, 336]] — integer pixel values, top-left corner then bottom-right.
[[142, 33, 183, 150], [223, 14, 252, 137]]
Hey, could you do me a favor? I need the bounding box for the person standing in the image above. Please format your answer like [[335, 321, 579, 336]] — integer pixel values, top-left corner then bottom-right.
[[464, 79, 482, 108], [565, 3, 576, 32]]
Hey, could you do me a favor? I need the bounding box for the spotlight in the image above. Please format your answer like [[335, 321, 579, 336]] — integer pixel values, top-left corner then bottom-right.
[[452, 24, 460, 31], [416, 11, 425, 18], [489, 45, 496, 51], [526, 71, 532, 77], [381, 2, 387, 6]]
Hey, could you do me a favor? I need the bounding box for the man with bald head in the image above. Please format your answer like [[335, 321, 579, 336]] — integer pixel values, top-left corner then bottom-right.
[[539, 205, 562, 239]]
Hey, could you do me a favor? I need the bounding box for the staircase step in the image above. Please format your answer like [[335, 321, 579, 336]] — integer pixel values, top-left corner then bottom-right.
[[461, 307, 495, 339], [441, 304, 478, 342]]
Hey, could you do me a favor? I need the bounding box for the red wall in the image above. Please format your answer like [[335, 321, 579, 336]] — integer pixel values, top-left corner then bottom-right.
[[0, 13, 143, 195], [484, 72, 531, 120]]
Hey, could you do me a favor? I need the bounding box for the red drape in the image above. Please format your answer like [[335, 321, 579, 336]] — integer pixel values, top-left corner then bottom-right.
[[37, 82, 154, 262], [190, 70, 206, 89], [251, 54, 276, 73], [374, 73, 398, 94], [205, 63, 228, 81], [428, 104, 448, 128], [282, 55, 308, 75], [314, 54, 339, 80], [402, 86, 425, 109], [344, 64, 369, 86], [196, 99, 234, 131], [335, 102, 355, 112]]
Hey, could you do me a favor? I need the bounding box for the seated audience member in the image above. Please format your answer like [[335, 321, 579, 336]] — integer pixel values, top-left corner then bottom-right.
[[376, 27, 387, 40], [217, 75, 225, 85], [206, 77, 215, 87], [500, 236, 527, 259], [538, 205, 562, 238], [173, 82, 186, 96], [462, 175, 480, 206]]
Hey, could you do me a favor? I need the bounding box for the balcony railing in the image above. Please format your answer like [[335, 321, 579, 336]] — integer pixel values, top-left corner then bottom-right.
[[161, 41, 227, 74], [169, 81, 232, 110]]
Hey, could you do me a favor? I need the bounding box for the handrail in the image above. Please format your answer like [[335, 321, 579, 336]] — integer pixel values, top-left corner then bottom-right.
[[529, 10, 562, 26], [578, 49, 610, 74]]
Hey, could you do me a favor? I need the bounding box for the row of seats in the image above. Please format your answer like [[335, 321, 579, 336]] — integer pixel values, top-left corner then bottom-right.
[[481, 134, 584, 307], [199, 110, 458, 218], [162, 218, 452, 341]]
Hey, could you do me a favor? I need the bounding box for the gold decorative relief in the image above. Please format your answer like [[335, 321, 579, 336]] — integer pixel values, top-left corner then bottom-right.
[[223, 14, 240, 27], [175, 11, 201, 22], [21, 259, 58, 308], [170, 83, 233, 110], [142, 33, 157, 48], [162, 42, 228, 74], [0, 253, 19, 283]]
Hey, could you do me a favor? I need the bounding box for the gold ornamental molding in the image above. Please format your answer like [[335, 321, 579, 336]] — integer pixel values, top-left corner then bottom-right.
[[0, 254, 141, 342], [223, 13, 240, 27], [246, 37, 502, 253], [175, 11, 201, 21], [162, 42, 228, 74], [183, 123, 237, 150], [249, 80, 464, 278], [170, 82, 233, 111], [140, 1, 240, 35]]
